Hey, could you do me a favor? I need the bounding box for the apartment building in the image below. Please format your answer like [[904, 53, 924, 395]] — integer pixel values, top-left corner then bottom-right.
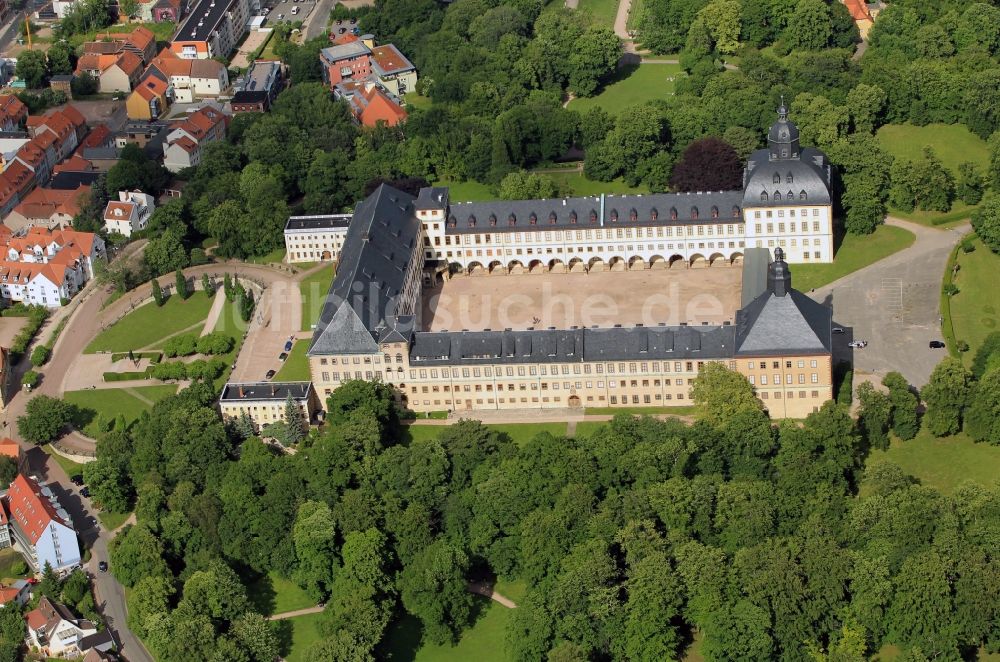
[[218, 381, 318, 431], [283, 214, 351, 263], [162, 105, 229, 171], [320, 40, 417, 97], [1, 475, 81, 573], [170, 0, 259, 60]]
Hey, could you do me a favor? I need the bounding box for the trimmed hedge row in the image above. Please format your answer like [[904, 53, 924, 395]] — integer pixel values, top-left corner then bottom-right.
[[10, 306, 49, 360], [110, 351, 163, 363], [163, 333, 234, 358]]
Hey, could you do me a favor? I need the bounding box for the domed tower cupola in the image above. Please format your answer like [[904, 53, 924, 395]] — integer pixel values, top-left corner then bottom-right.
[[767, 247, 792, 297], [768, 99, 800, 161]]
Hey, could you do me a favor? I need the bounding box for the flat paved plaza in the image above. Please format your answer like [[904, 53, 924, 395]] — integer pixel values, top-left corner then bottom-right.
[[420, 267, 742, 332]]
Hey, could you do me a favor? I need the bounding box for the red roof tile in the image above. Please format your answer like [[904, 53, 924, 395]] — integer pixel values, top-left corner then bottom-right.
[[6, 474, 66, 544]]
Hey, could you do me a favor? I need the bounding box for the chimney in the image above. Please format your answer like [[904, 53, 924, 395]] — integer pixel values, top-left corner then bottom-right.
[[238, 385, 244, 397], [271, 384, 276, 396]]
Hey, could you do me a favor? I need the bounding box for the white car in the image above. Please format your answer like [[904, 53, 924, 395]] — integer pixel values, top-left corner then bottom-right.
[[276, 12, 283, 19], [291, 5, 298, 13], [848, 340, 867, 349]]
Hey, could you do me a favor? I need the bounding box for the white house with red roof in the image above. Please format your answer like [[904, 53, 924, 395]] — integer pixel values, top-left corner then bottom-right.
[[162, 104, 229, 172], [0, 228, 104, 307], [24, 595, 104, 657], [1, 475, 80, 573], [0, 580, 30, 608], [103, 190, 155, 237]]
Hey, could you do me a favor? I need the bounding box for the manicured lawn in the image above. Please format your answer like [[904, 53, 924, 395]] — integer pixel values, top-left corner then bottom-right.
[[577, 0, 620, 26], [274, 340, 310, 381], [568, 63, 683, 116], [85, 295, 215, 353], [876, 123, 990, 177], [542, 170, 650, 197], [0, 548, 28, 583], [300, 266, 336, 332], [41, 444, 86, 477], [792, 224, 916, 291], [949, 237, 998, 366], [381, 596, 511, 662], [434, 179, 496, 203], [405, 93, 434, 110], [213, 297, 248, 337], [866, 430, 1000, 495], [572, 421, 609, 438], [247, 571, 316, 616], [249, 248, 286, 265], [65, 385, 179, 438], [890, 202, 978, 227], [279, 612, 325, 662]]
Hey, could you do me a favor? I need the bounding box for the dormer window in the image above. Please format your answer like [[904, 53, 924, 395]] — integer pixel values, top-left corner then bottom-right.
[[773, 191, 781, 201], [760, 192, 768, 201], [589, 210, 597, 223], [786, 172, 793, 183], [569, 211, 577, 224], [448, 215, 456, 228], [787, 190, 794, 200], [690, 206, 698, 219], [799, 190, 807, 201], [670, 207, 678, 220], [732, 205, 741, 217], [548, 211, 557, 224], [489, 214, 497, 226], [650, 208, 658, 221], [629, 208, 637, 222], [508, 214, 516, 226], [529, 212, 537, 225], [773, 172, 781, 184], [711, 206, 719, 219], [610, 209, 618, 222], [467, 215, 476, 228]]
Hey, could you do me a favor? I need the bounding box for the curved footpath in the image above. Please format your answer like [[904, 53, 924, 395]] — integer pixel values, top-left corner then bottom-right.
[[7, 258, 319, 662]]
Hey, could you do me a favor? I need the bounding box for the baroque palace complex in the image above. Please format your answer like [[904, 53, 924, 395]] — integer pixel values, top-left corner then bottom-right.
[[299, 108, 836, 419]]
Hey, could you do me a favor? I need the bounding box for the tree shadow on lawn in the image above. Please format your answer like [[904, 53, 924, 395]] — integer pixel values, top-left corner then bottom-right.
[[273, 619, 294, 658], [246, 572, 278, 616], [378, 596, 490, 661]]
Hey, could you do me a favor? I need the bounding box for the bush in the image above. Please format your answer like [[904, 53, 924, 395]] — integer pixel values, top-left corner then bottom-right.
[[10, 306, 49, 359], [961, 239, 976, 254], [196, 333, 234, 355], [30, 345, 50, 367], [150, 361, 187, 381], [103, 370, 152, 382], [21, 370, 40, 389], [162, 334, 198, 358], [957, 340, 970, 352], [70, 72, 98, 97], [943, 283, 960, 296], [11, 561, 26, 576]]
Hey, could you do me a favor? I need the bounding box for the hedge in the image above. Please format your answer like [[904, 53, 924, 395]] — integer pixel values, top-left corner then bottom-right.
[[110, 352, 163, 363], [103, 370, 153, 382], [163, 332, 234, 358], [10, 306, 49, 359]]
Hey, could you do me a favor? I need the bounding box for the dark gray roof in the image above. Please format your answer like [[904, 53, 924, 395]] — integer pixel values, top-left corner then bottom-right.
[[320, 42, 370, 63], [735, 289, 831, 356], [308, 184, 421, 355], [48, 171, 101, 190], [742, 147, 831, 207], [220, 381, 313, 402], [409, 324, 735, 365], [175, 0, 234, 43], [78, 628, 116, 653], [446, 190, 744, 235], [285, 214, 351, 231], [81, 146, 120, 161], [741, 247, 771, 307], [414, 186, 449, 210], [231, 90, 268, 105]]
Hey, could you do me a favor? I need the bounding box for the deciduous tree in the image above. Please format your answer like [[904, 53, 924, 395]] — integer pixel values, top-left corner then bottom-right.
[[921, 357, 971, 436], [669, 137, 743, 192]]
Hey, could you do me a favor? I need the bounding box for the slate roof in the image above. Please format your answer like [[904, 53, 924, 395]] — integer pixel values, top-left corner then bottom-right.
[[220, 381, 312, 402], [175, 0, 235, 42], [284, 214, 351, 231], [446, 190, 745, 235], [743, 146, 831, 207], [308, 184, 421, 355], [414, 186, 448, 211], [410, 324, 735, 365], [48, 171, 101, 190]]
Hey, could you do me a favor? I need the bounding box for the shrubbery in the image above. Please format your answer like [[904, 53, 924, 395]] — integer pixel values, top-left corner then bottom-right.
[[149, 358, 226, 381], [163, 333, 234, 358]]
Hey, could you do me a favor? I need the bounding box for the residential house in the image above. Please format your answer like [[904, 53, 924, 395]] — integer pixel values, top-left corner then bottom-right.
[[0, 438, 26, 473], [6, 226, 106, 278], [320, 40, 417, 97], [26, 107, 88, 162], [0, 138, 29, 169], [48, 75, 74, 96], [12, 139, 53, 188], [2, 475, 81, 572], [117, 120, 171, 151], [81, 27, 157, 65], [0, 580, 30, 608], [337, 81, 407, 128], [170, 0, 258, 60], [103, 190, 154, 237], [142, 49, 229, 103], [161, 105, 229, 172], [3, 185, 90, 232], [841, 0, 874, 38], [0, 161, 37, 213], [0, 96, 27, 132], [0, 170, 21, 219], [24, 596, 97, 657], [231, 59, 284, 113], [74, 51, 144, 94], [50, 155, 101, 190], [126, 76, 170, 120], [78, 124, 113, 152], [218, 381, 318, 431]]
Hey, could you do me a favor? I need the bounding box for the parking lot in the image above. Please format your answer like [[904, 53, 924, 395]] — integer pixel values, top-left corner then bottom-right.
[[260, 0, 318, 25]]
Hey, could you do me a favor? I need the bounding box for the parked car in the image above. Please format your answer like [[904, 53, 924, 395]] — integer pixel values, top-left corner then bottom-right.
[[265, 369, 276, 380], [279, 352, 288, 361], [929, 340, 946, 348], [291, 6, 299, 14], [98, 561, 108, 573], [832, 327, 845, 334], [70, 475, 84, 486], [338, 27, 346, 33], [277, 12, 283, 19], [848, 340, 867, 348], [284, 340, 293, 352]]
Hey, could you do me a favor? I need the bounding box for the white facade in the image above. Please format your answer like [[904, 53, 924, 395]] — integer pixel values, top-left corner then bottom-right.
[[283, 215, 351, 263], [30, 519, 80, 573], [103, 190, 155, 237], [743, 204, 833, 263]]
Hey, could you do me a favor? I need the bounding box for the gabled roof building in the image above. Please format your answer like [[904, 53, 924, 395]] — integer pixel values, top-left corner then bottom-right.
[[1, 475, 81, 572]]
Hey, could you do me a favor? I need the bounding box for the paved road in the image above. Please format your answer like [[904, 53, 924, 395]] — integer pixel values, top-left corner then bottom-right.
[[810, 218, 971, 390], [302, 0, 333, 41]]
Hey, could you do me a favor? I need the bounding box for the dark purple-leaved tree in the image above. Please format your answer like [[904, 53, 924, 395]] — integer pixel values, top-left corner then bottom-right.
[[669, 137, 744, 192]]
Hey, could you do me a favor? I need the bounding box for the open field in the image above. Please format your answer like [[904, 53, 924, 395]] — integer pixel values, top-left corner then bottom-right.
[[867, 430, 1000, 495], [568, 64, 683, 116], [247, 571, 316, 616], [381, 595, 510, 662], [65, 385, 178, 437], [577, 0, 620, 26], [300, 266, 336, 332], [279, 612, 324, 662], [85, 296, 215, 353], [876, 123, 990, 177], [792, 224, 916, 291], [949, 237, 998, 366], [541, 170, 651, 196], [274, 340, 310, 381], [422, 266, 742, 331]]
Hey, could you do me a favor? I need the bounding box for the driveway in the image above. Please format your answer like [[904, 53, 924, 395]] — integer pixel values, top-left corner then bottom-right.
[[810, 218, 970, 390]]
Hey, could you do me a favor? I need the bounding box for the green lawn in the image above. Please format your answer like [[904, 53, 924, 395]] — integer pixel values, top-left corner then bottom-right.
[[577, 0, 620, 26], [434, 179, 496, 203], [41, 444, 86, 477], [85, 295, 215, 353], [583, 404, 699, 416], [279, 613, 325, 662], [792, 224, 916, 291], [274, 340, 310, 381], [876, 123, 990, 177], [867, 430, 1000, 495], [542, 170, 650, 197], [247, 571, 316, 616], [890, 202, 978, 227], [949, 237, 998, 366], [65, 385, 178, 438], [97, 511, 131, 531], [489, 422, 569, 445], [568, 63, 683, 115], [381, 596, 511, 662], [0, 548, 28, 584], [249, 248, 287, 265], [211, 298, 247, 390], [300, 266, 336, 332], [405, 93, 434, 110]]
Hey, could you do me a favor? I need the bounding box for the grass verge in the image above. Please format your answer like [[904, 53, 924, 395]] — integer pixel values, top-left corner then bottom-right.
[[274, 340, 310, 381], [890, 202, 978, 228], [300, 266, 336, 332], [792, 224, 916, 291], [97, 511, 131, 531], [42, 444, 86, 476], [948, 236, 999, 366]]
